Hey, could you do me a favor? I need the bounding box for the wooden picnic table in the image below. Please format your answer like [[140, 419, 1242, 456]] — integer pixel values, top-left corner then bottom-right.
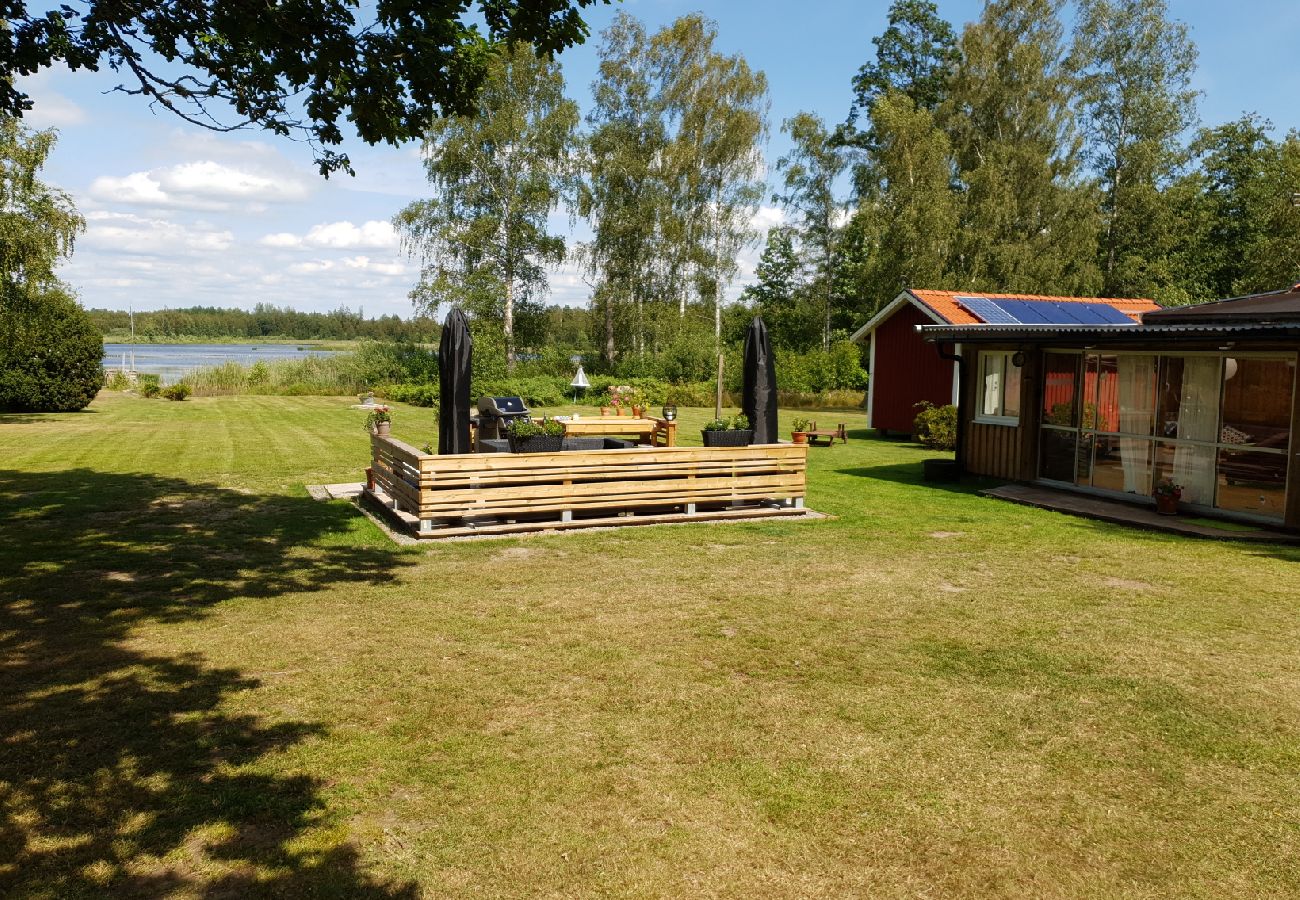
[[560, 416, 677, 447]]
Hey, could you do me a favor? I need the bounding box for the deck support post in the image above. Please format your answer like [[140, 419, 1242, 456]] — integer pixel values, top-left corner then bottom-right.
[[686, 502, 697, 515], [793, 497, 804, 510], [561, 510, 573, 523], [419, 519, 433, 534]]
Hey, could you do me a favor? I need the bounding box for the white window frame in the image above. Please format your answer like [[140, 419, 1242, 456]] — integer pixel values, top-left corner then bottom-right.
[[975, 350, 1022, 426]]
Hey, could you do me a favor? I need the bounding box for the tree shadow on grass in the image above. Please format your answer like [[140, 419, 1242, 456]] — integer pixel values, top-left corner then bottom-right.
[[834, 462, 996, 496], [0, 469, 417, 898]]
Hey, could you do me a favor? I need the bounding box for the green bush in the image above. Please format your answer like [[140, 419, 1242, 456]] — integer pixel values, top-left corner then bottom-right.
[[0, 286, 104, 412], [352, 340, 438, 386], [776, 341, 868, 393], [378, 382, 438, 408], [913, 402, 957, 450], [473, 376, 570, 408], [586, 376, 671, 406], [161, 383, 191, 401], [663, 381, 716, 407], [104, 370, 132, 391]]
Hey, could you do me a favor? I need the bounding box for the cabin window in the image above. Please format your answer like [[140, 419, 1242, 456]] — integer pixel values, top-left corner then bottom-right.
[[976, 351, 1022, 425], [1038, 350, 1296, 521]]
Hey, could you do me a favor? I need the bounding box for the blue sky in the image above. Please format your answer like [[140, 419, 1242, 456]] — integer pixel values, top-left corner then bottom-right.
[[21, 0, 1300, 316]]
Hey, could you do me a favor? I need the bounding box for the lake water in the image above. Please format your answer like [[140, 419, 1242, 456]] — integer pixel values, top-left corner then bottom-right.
[[103, 343, 340, 383]]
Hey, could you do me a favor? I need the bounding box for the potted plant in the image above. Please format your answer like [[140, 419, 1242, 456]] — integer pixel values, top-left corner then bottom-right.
[[1153, 478, 1182, 515], [605, 384, 628, 416], [702, 414, 754, 447], [791, 417, 811, 444], [364, 406, 392, 437], [507, 417, 565, 453]]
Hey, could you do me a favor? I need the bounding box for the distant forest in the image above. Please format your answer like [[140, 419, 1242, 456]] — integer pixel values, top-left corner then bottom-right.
[[90, 302, 594, 346]]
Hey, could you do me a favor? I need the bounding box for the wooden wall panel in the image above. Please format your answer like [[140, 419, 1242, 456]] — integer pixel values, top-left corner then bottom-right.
[[871, 304, 955, 433]]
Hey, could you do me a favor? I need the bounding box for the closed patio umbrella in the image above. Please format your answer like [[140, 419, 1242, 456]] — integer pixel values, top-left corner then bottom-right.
[[438, 308, 473, 455], [742, 316, 778, 444]]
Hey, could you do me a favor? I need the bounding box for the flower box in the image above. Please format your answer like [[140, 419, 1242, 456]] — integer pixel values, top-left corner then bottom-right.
[[508, 434, 566, 454], [701, 429, 754, 448]]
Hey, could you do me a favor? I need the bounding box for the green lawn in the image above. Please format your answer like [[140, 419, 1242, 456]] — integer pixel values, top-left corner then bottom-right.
[[2, 393, 1298, 898]]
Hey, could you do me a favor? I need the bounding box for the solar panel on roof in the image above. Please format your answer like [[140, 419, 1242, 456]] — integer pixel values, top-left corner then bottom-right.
[[955, 296, 1020, 324], [994, 300, 1056, 324], [957, 296, 1135, 326], [1069, 302, 1133, 325]]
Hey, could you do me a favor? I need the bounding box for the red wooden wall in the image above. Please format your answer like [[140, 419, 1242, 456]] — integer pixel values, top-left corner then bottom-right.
[[870, 303, 955, 433]]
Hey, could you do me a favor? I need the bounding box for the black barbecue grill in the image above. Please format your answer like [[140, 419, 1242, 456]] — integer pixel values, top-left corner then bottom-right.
[[474, 396, 532, 444]]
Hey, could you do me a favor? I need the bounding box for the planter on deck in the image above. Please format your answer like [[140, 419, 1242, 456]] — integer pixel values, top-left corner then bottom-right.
[[508, 434, 565, 454], [702, 429, 754, 448]]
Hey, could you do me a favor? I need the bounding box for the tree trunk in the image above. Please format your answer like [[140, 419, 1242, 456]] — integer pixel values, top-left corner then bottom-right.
[[504, 276, 515, 373], [603, 296, 615, 364]]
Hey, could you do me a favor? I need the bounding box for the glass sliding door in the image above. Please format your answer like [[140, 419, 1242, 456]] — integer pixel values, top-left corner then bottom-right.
[[1039, 351, 1296, 521], [1039, 352, 1081, 482], [1214, 357, 1295, 517]]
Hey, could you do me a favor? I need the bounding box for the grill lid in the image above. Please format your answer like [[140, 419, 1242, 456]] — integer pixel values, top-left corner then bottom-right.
[[477, 396, 529, 416]]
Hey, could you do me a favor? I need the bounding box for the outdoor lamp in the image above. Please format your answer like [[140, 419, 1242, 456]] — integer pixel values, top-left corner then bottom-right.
[[662, 404, 678, 421]]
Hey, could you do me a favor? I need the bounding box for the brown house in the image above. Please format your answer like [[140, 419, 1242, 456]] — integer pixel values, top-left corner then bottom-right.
[[919, 286, 1300, 529], [850, 289, 1158, 435]]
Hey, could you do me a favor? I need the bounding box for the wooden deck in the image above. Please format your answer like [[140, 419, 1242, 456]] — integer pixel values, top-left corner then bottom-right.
[[368, 436, 808, 539], [983, 483, 1300, 544]]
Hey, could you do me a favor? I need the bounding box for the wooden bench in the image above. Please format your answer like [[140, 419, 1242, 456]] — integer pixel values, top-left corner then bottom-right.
[[368, 437, 807, 538], [806, 422, 848, 446]]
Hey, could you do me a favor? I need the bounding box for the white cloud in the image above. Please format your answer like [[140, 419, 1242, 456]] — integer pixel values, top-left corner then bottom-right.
[[17, 69, 88, 128], [752, 205, 786, 232], [81, 210, 234, 256], [341, 255, 409, 276], [89, 160, 312, 210], [260, 232, 302, 248], [303, 219, 399, 250], [89, 172, 169, 205], [161, 160, 309, 202]]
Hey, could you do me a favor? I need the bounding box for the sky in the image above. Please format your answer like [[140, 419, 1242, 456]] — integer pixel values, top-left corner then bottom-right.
[[19, 0, 1300, 318]]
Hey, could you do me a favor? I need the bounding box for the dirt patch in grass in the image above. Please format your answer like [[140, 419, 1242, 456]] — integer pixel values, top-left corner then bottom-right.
[[1101, 576, 1157, 591]]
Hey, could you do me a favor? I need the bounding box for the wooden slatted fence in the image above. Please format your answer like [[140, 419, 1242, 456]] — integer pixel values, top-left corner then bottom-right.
[[368, 436, 808, 538]]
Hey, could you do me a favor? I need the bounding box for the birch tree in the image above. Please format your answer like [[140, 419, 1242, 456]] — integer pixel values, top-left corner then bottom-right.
[[395, 43, 578, 372], [775, 112, 847, 350], [652, 15, 769, 342], [1069, 0, 1199, 297], [580, 14, 668, 363]]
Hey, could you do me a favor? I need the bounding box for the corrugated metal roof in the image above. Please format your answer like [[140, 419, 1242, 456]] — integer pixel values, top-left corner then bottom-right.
[[1142, 285, 1300, 323], [917, 322, 1300, 342]]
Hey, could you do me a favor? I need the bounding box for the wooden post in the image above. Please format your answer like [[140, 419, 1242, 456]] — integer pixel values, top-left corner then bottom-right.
[[715, 352, 724, 420]]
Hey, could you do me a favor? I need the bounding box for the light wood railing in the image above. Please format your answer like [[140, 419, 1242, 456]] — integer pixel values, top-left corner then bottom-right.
[[368, 436, 807, 538]]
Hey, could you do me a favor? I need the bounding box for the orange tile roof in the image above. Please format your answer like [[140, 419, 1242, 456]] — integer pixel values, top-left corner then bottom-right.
[[910, 289, 1159, 325]]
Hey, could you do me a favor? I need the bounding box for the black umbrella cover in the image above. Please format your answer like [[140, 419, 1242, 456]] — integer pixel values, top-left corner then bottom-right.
[[742, 316, 779, 444], [438, 308, 473, 455]]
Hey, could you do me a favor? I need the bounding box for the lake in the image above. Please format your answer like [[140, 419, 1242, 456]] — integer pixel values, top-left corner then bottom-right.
[[103, 343, 341, 384]]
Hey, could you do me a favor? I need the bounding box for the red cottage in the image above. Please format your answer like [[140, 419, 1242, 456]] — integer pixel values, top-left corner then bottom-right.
[[850, 289, 1159, 436]]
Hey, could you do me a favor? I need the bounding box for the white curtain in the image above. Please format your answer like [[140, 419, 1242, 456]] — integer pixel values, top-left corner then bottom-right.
[[1118, 355, 1156, 493], [982, 354, 1001, 417], [1172, 357, 1220, 505]]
